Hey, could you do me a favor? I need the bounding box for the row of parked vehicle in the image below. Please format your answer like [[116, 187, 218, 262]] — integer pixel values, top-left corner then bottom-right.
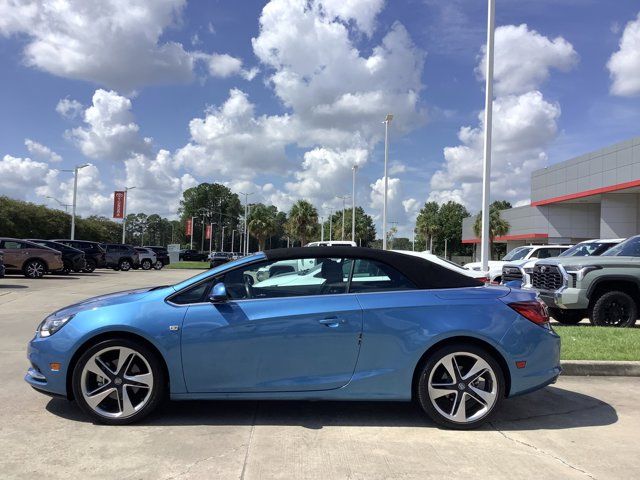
[[465, 236, 640, 327], [0, 237, 170, 279]]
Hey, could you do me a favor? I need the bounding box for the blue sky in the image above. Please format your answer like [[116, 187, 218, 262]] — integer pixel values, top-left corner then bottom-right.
[[1, 0, 640, 237]]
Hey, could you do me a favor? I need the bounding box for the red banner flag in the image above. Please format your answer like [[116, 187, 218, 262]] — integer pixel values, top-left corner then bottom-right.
[[205, 224, 212, 240], [186, 218, 193, 237], [113, 191, 125, 218]]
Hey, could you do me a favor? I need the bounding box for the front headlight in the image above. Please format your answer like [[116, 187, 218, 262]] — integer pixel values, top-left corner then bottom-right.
[[38, 314, 74, 337]]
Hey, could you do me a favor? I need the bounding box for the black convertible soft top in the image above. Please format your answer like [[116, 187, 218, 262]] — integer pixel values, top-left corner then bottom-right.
[[263, 247, 481, 289]]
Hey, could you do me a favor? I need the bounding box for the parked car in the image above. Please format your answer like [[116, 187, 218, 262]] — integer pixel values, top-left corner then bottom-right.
[[179, 249, 208, 262], [53, 239, 106, 273], [0, 252, 4, 278], [501, 238, 623, 288], [532, 235, 640, 327], [465, 244, 572, 283], [27, 239, 86, 274], [26, 246, 560, 428], [393, 250, 489, 281], [133, 247, 157, 270], [208, 252, 232, 268], [305, 241, 357, 247], [144, 246, 170, 269], [0, 238, 63, 278], [102, 244, 140, 271]]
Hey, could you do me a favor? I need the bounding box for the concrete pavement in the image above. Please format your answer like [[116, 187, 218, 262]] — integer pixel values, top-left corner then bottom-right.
[[1, 269, 638, 479]]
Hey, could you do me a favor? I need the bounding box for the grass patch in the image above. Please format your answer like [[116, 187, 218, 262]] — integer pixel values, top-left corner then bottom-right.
[[165, 261, 209, 270], [555, 325, 640, 361]]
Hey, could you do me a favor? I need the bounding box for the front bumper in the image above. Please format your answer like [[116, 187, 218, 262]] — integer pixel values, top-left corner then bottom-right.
[[25, 335, 69, 398], [538, 287, 586, 310]]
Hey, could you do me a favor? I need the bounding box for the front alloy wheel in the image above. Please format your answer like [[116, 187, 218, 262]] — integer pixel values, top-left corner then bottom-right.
[[24, 259, 45, 279], [119, 259, 131, 271], [591, 291, 638, 327], [141, 259, 152, 270], [418, 345, 503, 429], [72, 340, 164, 424]]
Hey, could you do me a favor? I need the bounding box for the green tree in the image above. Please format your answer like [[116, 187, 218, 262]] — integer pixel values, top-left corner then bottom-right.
[[286, 200, 318, 246], [436, 201, 470, 258], [473, 201, 511, 259], [248, 204, 278, 251], [328, 207, 376, 246], [416, 201, 440, 251]]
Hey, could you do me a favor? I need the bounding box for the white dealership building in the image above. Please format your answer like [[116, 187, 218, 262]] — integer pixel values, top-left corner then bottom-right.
[[462, 136, 640, 251]]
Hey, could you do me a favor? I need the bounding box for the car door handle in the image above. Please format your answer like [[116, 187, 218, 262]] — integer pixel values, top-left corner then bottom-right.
[[318, 317, 344, 328]]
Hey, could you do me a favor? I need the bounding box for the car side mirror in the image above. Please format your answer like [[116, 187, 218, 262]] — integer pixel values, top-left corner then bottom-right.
[[208, 282, 228, 303]]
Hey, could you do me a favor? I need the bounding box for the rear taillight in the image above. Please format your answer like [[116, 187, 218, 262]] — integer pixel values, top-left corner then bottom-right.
[[477, 276, 489, 283], [509, 300, 550, 327]]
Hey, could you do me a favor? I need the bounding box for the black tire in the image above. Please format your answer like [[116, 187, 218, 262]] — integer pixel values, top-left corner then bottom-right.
[[417, 344, 504, 430], [23, 259, 45, 279], [141, 259, 152, 270], [118, 259, 132, 271], [83, 260, 96, 273], [549, 308, 585, 325], [153, 261, 163, 270], [590, 291, 638, 327], [72, 338, 165, 425]]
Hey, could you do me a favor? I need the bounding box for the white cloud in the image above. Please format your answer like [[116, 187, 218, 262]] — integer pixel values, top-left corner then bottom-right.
[[476, 24, 578, 96], [607, 13, 640, 96], [55, 97, 84, 119], [66, 89, 151, 162], [0, 154, 49, 199], [320, 0, 385, 37], [0, 0, 197, 91], [25, 138, 62, 162], [428, 25, 575, 209], [206, 53, 243, 78]]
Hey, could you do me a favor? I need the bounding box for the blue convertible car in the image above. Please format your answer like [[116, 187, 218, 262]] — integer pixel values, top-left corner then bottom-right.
[[26, 247, 561, 429]]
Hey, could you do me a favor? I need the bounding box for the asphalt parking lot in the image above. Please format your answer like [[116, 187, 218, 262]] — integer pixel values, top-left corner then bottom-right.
[[1, 269, 639, 479]]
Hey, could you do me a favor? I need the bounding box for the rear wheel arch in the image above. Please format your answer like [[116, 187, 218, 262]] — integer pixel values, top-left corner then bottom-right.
[[66, 331, 170, 401], [411, 336, 511, 400], [25, 256, 49, 270], [587, 277, 640, 309]]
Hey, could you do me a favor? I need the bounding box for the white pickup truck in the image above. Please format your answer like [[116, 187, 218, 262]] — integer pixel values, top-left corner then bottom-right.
[[464, 244, 572, 283]]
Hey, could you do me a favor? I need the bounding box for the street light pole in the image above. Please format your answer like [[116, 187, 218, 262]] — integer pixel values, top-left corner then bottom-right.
[[382, 114, 393, 250], [46, 196, 72, 213], [231, 229, 236, 253], [480, 0, 496, 272], [351, 165, 358, 242], [320, 216, 324, 241], [328, 209, 333, 241], [337, 195, 349, 241], [221, 226, 225, 252], [239, 192, 254, 255], [62, 163, 89, 240], [121, 185, 136, 243]]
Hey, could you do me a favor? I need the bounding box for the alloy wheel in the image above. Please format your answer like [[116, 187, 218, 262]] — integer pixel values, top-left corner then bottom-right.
[[427, 352, 498, 424], [120, 260, 131, 271], [26, 261, 44, 278], [80, 346, 154, 419]]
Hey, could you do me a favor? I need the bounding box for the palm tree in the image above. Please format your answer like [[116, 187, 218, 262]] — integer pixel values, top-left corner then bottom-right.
[[248, 204, 277, 251], [473, 203, 510, 259], [416, 202, 440, 251], [286, 200, 318, 246]]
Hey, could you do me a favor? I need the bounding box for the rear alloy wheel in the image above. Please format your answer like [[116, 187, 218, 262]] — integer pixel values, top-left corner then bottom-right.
[[83, 260, 96, 273], [418, 344, 504, 429], [549, 308, 584, 325], [72, 339, 164, 425], [141, 259, 152, 270], [591, 291, 638, 328], [24, 259, 45, 279], [153, 261, 163, 270], [118, 259, 132, 271]]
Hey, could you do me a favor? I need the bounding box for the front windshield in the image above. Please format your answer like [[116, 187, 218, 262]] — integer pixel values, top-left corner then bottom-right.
[[503, 247, 533, 261], [561, 242, 610, 257], [602, 236, 640, 257]]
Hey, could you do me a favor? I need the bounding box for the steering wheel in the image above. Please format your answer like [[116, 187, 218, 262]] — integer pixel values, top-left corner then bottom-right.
[[243, 273, 254, 298]]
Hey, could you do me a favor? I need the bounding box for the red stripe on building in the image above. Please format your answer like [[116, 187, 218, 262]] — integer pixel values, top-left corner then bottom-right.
[[531, 178, 640, 206], [462, 233, 549, 244]]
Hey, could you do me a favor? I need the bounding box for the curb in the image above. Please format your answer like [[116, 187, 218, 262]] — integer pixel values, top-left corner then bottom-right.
[[561, 360, 640, 376]]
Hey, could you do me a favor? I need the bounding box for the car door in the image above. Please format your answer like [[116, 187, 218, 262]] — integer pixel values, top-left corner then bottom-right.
[[178, 256, 363, 393], [0, 240, 28, 269]]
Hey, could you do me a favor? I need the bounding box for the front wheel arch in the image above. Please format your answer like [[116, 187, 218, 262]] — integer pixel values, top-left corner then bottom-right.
[[411, 335, 511, 401], [66, 331, 170, 401]]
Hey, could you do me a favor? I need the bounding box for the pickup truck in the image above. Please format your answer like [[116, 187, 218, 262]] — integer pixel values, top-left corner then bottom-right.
[[501, 238, 622, 288], [531, 235, 640, 327], [465, 244, 571, 283]]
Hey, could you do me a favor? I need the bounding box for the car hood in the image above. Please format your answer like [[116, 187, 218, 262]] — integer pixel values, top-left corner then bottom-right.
[[51, 286, 170, 317], [538, 256, 640, 267]]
